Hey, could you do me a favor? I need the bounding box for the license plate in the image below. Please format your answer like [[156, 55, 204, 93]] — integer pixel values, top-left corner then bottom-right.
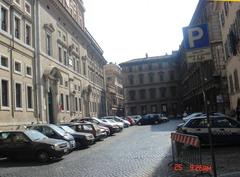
[[64, 149, 67, 153]]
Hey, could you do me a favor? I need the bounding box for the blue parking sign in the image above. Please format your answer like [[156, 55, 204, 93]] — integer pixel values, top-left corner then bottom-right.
[[183, 24, 210, 50]]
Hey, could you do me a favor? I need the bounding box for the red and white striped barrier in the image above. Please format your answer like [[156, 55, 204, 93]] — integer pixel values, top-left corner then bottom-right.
[[171, 133, 200, 147]]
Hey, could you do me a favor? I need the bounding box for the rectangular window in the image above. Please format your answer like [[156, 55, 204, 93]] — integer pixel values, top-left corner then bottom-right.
[[60, 93, 64, 111], [27, 86, 32, 109], [76, 59, 80, 73], [234, 70, 240, 91], [128, 66, 132, 72], [1, 56, 8, 68], [25, 1, 31, 15], [79, 98, 81, 111], [75, 97, 78, 111], [139, 89, 146, 100], [25, 24, 31, 45], [83, 61, 86, 75], [58, 46, 62, 63], [130, 106, 137, 115], [160, 87, 166, 98], [151, 105, 157, 113], [139, 74, 144, 84], [63, 50, 67, 66], [141, 105, 147, 115], [65, 81, 68, 87], [46, 33, 51, 56], [1, 79, 9, 107], [26, 66, 32, 76], [15, 83, 22, 108], [66, 95, 69, 111], [170, 86, 176, 97], [14, 16, 20, 39], [128, 75, 134, 85], [159, 72, 164, 81], [149, 88, 156, 99], [148, 73, 154, 83], [1, 6, 8, 32], [14, 61, 22, 73], [129, 90, 136, 100], [170, 71, 175, 80], [73, 57, 76, 71]]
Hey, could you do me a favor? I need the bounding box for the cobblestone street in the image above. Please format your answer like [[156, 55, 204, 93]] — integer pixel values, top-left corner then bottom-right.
[[0, 120, 181, 177]]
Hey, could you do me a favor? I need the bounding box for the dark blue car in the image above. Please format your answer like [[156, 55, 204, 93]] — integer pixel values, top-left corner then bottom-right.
[[136, 114, 162, 125]]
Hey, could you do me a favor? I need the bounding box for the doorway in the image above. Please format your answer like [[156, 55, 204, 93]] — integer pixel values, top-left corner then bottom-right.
[[48, 89, 54, 124]]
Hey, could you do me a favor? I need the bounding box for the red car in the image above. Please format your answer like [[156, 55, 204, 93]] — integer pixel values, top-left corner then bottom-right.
[[125, 116, 135, 126]]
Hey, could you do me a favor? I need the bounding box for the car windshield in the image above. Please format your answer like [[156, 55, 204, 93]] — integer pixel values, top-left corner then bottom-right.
[[25, 130, 48, 141], [61, 126, 76, 134], [92, 117, 103, 123], [49, 124, 66, 136]]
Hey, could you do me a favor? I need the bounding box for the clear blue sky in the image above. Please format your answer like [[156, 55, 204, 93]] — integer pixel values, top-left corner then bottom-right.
[[84, 0, 199, 64]]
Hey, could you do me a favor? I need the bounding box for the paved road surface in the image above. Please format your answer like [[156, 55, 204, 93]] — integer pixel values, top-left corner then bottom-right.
[[0, 120, 182, 177]]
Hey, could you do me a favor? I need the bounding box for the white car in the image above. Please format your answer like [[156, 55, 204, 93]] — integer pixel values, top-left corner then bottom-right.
[[102, 116, 131, 128], [182, 112, 203, 122], [101, 119, 124, 129]]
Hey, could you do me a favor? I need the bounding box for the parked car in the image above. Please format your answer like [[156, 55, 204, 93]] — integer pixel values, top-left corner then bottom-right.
[[158, 113, 169, 122], [98, 125, 110, 136], [136, 114, 162, 125], [177, 116, 240, 145], [182, 112, 203, 122], [0, 130, 69, 162], [101, 116, 130, 128], [101, 119, 124, 129], [123, 116, 135, 126], [68, 123, 107, 141], [130, 115, 142, 123], [71, 117, 120, 135], [59, 125, 95, 148], [29, 124, 76, 150]]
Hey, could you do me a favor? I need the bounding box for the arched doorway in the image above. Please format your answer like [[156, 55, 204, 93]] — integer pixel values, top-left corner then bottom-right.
[[43, 66, 62, 124]]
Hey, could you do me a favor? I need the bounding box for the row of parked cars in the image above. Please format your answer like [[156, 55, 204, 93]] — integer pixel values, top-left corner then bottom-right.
[[176, 112, 240, 145], [0, 116, 140, 163]]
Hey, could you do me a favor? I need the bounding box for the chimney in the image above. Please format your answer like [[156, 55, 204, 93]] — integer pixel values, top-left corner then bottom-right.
[[145, 53, 148, 58]]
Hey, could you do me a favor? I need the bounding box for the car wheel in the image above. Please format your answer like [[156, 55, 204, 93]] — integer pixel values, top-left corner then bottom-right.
[[138, 122, 142, 125], [154, 120, 159, 124], [36, 151, 49, 163]]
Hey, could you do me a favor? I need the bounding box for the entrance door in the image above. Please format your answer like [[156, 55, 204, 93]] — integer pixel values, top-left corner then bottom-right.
[[48, 89, 54, 124]]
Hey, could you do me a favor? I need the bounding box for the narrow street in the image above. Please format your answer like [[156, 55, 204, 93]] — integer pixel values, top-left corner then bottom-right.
[[0, 120, 182, 177]]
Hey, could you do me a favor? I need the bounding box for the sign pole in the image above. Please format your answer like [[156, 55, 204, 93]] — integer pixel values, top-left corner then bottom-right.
[[199, 61, 217, 177]]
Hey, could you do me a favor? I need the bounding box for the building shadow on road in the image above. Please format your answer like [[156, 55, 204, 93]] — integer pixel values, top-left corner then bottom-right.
[[0, 158, 62, 168], [150, 120, 183, 132]]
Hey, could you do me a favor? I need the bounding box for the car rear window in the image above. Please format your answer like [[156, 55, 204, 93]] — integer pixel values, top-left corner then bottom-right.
[[0, 132, 10, 142], [188, 118, 207, 128]]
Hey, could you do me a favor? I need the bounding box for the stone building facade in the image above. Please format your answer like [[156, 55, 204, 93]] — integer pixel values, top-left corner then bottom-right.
[[213, 1, 240, 111], [0, 0, 106, 129], [104, 63, 124, 116], [178, 0, 229, 114], [120, 53, 180, 116]]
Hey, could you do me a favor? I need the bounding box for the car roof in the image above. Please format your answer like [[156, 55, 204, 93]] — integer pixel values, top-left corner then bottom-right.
[[0, 130, 38, 134], [187, 115, 231, 121]]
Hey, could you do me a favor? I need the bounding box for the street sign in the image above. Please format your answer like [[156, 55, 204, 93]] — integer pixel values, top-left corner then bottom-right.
[[183, 24, 211, 63]]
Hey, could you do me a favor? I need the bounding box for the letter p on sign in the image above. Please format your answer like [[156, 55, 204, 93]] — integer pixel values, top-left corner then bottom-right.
[[183, 24, 210, 50]]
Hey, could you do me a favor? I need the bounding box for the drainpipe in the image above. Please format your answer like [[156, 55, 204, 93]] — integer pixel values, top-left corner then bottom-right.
[[34, 0, 42, 123], [9, 3, 14, 118]]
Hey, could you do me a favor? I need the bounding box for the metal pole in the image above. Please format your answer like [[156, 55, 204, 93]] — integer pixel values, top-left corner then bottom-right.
[[199, 61, 217, 177]]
